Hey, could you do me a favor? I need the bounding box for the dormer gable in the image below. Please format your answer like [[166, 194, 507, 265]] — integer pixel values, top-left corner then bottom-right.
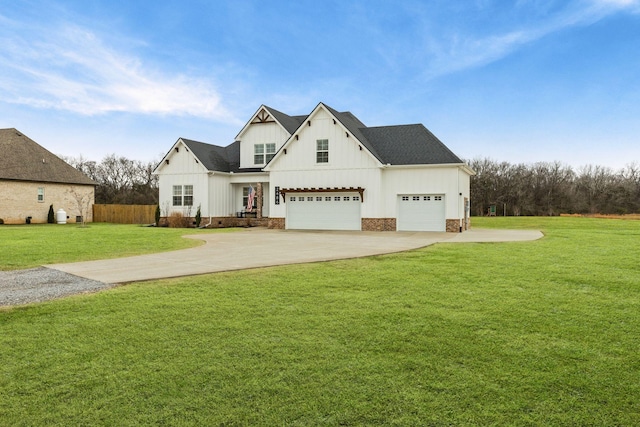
[[264, 102, 384, 171], [237, 105, 303, 169]]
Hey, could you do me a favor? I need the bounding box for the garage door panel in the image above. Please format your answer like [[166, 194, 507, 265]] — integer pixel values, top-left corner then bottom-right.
[[397, 194, 445, 232], [286, 193, 361, 230]]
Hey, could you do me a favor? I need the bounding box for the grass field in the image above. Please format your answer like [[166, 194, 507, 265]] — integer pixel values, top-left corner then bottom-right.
[[0, 223, 233, 270], [1, 217, 639, 425]]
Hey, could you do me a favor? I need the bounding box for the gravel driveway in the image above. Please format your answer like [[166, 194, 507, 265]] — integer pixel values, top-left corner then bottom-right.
[[0, 267, 114, 307]]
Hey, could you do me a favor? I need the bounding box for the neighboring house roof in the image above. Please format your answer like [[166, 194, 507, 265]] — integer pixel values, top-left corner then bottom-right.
[[0, 128, 96, 185]]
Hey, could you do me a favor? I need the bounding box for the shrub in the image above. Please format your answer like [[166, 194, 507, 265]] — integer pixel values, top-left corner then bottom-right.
[[155, 205, 161, 226], [167, 212, 189, 228], [195, 205, 202, 228], [47, 205, 55, 224]]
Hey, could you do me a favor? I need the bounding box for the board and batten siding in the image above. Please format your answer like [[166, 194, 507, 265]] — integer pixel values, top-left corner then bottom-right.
[[267, 107, 383, 219], [157, 140, 210, 216], [238, 121, 291, 169], [382, 166, 468, 221], [207, 174, 231, 217]]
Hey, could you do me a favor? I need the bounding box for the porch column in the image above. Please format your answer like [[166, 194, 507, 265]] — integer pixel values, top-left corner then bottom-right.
[[256, 182, 263, 219]]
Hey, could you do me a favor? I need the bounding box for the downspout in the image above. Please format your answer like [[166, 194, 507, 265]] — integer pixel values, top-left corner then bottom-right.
[[199, 217, 212, 229]]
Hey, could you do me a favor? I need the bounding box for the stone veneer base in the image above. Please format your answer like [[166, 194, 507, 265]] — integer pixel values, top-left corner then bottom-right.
[[209, 216, 468, 232], [361, 218, 397, 231]]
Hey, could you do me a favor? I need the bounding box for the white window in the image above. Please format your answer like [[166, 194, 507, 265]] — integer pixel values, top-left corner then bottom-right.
[[353, 196, 360, 201], [254, 143, 276, 164], [184, 185, 193, 206], [316, 139, 328, 163], [307, 196, 313, 201], [173, 186, 182, 206], [435, 196, 442, 201], [37, 187, 44, 202], [316, 197, 322, 201], [325, 196, 331, 201], [254, 144, 265, 164], [173, 185, 193, 206], [334, 196, 341, 201], [413, 196, 420, 201], [402, 196, 409, 201], [344, 196, 350, 201], [265, 143, 276, 163]]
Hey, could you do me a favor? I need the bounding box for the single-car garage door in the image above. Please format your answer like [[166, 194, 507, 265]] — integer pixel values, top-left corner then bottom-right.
[[397, 194, 445, 232], [286, 193, 361, 230]]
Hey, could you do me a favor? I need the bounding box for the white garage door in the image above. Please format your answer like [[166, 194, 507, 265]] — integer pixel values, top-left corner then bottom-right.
[[397, 194, 446, 232], [286, 193, 361, 230]]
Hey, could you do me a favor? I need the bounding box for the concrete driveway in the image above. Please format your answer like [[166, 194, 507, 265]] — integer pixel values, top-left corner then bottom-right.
[[46, 228, 543, 284]]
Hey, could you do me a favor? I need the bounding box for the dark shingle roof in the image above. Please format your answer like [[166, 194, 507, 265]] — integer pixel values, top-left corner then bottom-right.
[[180, 139, 260, 173], [359, 124, 463, 165], [175, 103, 464, 173], [322, 104, 383, 162], [0, 128, 96, 185], [263, 106, 306, 135]]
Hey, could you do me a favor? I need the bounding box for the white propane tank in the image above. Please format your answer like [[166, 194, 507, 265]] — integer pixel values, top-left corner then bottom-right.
[[56, 208, 67, 224]]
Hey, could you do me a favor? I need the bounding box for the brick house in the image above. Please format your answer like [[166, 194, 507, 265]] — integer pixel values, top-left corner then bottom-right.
[[0, 128, 96, 224]]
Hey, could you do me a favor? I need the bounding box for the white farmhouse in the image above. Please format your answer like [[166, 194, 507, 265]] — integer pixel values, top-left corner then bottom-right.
[[154, 102, 474, 232]]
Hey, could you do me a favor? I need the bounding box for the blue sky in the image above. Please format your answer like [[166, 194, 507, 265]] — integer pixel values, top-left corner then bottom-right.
[[1, 0, 639, 169]]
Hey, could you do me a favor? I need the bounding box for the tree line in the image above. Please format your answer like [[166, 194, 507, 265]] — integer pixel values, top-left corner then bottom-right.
[[469, 158, 640, 216], [62, 154, 159, 205], [62, 153, 640, 215]]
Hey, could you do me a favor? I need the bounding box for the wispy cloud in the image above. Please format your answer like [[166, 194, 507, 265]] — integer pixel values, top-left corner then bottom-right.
[[0, 19, 237, 122], [421, 0, 640, 79]]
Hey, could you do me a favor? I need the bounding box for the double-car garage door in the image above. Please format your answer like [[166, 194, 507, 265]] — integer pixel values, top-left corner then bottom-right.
[[286, 192, 361, 230], [285, 192, 446, 232], [397, 194, 446, 232]]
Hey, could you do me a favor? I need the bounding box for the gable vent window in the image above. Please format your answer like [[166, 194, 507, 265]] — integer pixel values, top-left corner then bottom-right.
[[316, 139, 329, 163]]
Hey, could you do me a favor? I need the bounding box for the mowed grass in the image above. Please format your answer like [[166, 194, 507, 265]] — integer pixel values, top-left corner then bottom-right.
[[0, 223, 234, 270], [1, 217, 639, 425]]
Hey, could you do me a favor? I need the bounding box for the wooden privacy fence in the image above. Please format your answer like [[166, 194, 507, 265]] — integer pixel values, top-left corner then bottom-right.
[[93, 204, 156, 224]]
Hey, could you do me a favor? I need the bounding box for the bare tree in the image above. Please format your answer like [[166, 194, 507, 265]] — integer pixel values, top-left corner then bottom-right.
[[68, 186, 92, 227]]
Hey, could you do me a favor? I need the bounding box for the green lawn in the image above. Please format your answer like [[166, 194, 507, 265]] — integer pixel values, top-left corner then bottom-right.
[[0, 223, 234, 270], [1, 218, 639, 425]]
